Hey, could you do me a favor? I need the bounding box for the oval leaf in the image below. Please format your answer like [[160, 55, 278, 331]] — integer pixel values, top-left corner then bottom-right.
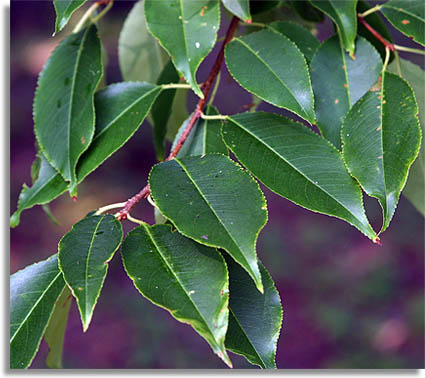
[[10, 254, 66, 369], [381, 0, 424, 46], [341, 72, 421, 232], [121, 223, 232, 367], [34, 24, 103, 194], [310, 35, 382, 148], [225, 29, 315, 123], [310, 0, 357, 55], [224, 255, 282, 369], [145, 0, 220, 98], [223, 112, 378, 242], [58, 214, 123, 331], [53, 0, 86, 34], [149, 154, 267, 292], [222, 0, 251, 22]]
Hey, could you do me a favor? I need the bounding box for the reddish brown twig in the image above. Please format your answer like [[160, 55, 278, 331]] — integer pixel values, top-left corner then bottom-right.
[[357, 14, 395, 51], [116, 16, 240, 221]]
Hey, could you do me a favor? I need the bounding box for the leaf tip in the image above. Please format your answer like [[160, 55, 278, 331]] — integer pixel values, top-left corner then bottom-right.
[[10, 212, 20, 228]]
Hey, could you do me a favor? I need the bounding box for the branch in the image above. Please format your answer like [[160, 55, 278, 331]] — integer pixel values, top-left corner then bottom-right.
[[116, 16, 240, 221], [357, 14, 395, 52]]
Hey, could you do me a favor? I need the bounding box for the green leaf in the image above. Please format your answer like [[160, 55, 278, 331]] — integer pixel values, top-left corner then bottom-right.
[[149, 154, 267, 292], [118, 1, 168, 83], [310, 0, 358, 56], [341, 72, 421, 232], [121, 223, 232, 367], [310, 35, 382, 148], [145, 0, 220, 98], [388, 59, 424, 216], [58, 214, 123, 331], [381, 0, 424, 46], [225, 29, 315, 123], [222, 0, 251, 22], [223, 112, 378, 242], [290, 0, 325, 22], [10, 254, 66, 369], [165, 87, 189, 142], [10, 154, 68, 228], [224, 255, 282, 369], [44, 286, 72, 369], [53, 0, 86, 34], [34, 24, 103, 194], [268, 21, 320, 63], [77, 82, 162, 180]]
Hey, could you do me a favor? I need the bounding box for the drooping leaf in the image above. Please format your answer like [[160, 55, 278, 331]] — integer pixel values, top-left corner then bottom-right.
[[145, 0, 220, 98], [341, 72, 421, 232], [77, 82, 162, 180], [224, 255, 282, 369], [225, 29, 315, 124], [310, 35, 382, 148], [381, 0, 424, 46], [10, 254, 66, 369], [223, 112, 378, 242], [53, 0, 86, 35], [149, 154, 268, 292], [34, 24, 103, 194], [121, 223, 232, 367], [118, 1, 168, 83], [44, 286, 72, 369], [10, 154, 68, 228], [268, 21, 320, 63], [388, 59, 424, 216], [58, 214, 123, 331], [310, 0, 358, 56], [290, 0, 325, 22], [222, 0, 251, 22]]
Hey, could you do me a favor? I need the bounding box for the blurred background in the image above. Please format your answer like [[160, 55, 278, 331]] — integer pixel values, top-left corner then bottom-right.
[[10, 0, 424, 369]]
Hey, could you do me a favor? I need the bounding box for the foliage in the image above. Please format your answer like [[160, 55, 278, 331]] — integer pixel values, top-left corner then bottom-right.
[[10, 0, 424, 369]]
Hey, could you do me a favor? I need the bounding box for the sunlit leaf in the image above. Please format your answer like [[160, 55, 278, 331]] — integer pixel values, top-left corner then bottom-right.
[[222, 0, 251, 22]]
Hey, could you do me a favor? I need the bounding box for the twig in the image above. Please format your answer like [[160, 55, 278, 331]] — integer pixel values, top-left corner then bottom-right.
[[394, 44, 425, 55], [358, 5, 382, 18], [357, 14, 395, 51]]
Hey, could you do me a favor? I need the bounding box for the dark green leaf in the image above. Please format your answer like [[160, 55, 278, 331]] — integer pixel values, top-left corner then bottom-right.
[[44, 287, 72, 369], [34, 24, 103, 194], [118, 1, 168, 82], [250, 0, 279, 15], [165, 88, 189, 142], [77, 82, 161, 180], [223, 112, 378, 242], [10, 254, 66, 369], [53, 0, 86, 34], [225, 29, 315, 123], [222, 0, 251, 22], [381, 0, 424, 46], [268, 21, 320, 63], [224, 255, 282, 369], [58, 214, 123, 331], [341, 72, 421, 232], [310, 35, 382, 148], [121, 223, 232, 367], [290, 0, 325, 22], [145, 0, 220, 98], [310, 0, 358, 55], [149, 154, 268, 292]]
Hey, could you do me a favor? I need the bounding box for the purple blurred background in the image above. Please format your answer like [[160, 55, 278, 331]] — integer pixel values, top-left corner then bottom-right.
[[10, 0, 424, 369]]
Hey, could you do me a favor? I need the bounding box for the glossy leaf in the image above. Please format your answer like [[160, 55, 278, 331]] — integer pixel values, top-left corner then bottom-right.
[[222, 0, 251, 22], [10, 254, 66, 369], [53, 0, 86, 34], [149, 154, 267, 292], [388, 59, 424, 216], [77, 82, 162, 180], [225, 29, 315, 123], [223, 112, 378, 242], [310, 0, 357, 55], [341, 72, 421, 232], [58, 214, 123, 331], [224, 255, 282, 369], [145, 0, 220, 98], [310, 35, 382, 148], [44, 287, 72, 369], [34, 24, 103, 194], [121, 223, 232, 367], [268, 21, 320, 63], [118, 1, 168, 83], [381, 0, 424, 46]]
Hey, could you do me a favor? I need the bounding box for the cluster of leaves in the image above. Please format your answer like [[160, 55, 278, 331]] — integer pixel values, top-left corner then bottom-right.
[[10, 0, 424, 370]]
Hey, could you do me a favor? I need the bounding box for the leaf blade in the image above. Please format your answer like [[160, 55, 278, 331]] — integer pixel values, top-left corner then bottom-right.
[[53, 0, 86, 34], [222, 0, 251, 22]]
